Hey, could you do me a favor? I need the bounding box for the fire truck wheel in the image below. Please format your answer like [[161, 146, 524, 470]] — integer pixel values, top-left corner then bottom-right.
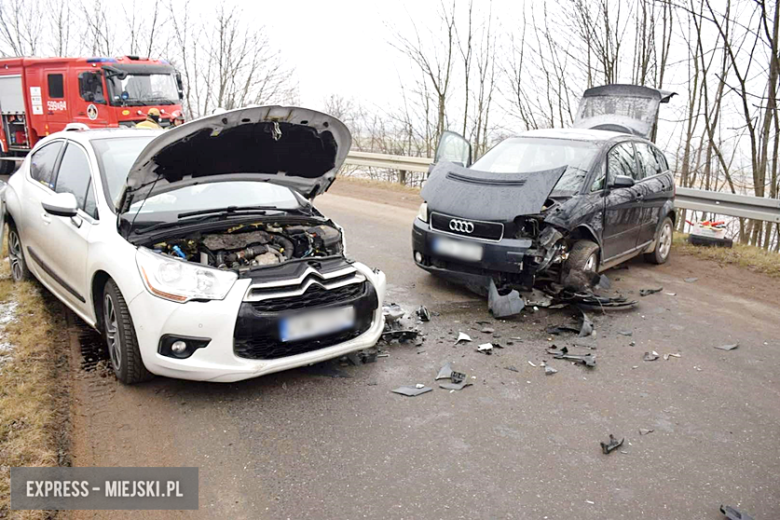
[[0, 155, 14, 175]]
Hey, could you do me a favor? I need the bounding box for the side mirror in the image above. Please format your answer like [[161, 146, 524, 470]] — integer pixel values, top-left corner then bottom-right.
[[610, 175, 635, 189], [42, 192, 78, 217]]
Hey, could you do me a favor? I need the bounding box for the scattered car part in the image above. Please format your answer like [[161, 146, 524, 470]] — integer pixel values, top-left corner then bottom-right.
[[477, 343, 494, 355], [546, 325, 580, 335], [436, 362, 453, 380], [440, 381, 473, 391], [488, 280, 525, 318], [504, 366, 519, 373], [450, 371, 466, 384], [544, 365, 558, 375], [600, 434, 625, 455], [664, 353, 681, 360], [578, 309, 594, 337], [639, 428, 654, 435], [528, 361, 537, 367], [383, 304, 405, 322], [455, 332, 472, 345], [596, 274, 612, 290], [643, 351, 659, 361], [416, 305, 431, 322], [715, 343, 739, 351], [720, 505, 754, 520], [618, 330, 633, 337], [392, 386, 433, 397], [546, 346, 596, 367], [640, 287, 663, 297]]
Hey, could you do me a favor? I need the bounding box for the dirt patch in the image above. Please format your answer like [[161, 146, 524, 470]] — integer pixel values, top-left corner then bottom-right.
[[330, 176, 422, 211], [673, 233, 780, 278], [0, 268, 71, 520]]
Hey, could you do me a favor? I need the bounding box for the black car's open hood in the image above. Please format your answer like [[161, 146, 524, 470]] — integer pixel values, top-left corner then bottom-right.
[[117, 106, 351, 214], [421, 162, 566, 221]]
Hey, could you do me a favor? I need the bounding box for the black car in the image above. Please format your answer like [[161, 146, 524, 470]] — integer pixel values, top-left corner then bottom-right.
[[412, 85, 676, 293]]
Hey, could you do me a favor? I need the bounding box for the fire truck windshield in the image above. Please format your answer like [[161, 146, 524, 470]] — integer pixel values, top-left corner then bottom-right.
[[107, 73, 179, 106]]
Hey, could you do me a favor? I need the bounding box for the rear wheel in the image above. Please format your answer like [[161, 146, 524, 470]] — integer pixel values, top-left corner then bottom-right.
[[644, 216, 673, 265], [7, 224, 32, 282], [563, 240, 600, 291], [102, 279, 153, 384]]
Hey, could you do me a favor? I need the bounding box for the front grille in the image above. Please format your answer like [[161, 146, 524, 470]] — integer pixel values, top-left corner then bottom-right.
[[233, 281, 378, 360], [431, 212, 503, 240]]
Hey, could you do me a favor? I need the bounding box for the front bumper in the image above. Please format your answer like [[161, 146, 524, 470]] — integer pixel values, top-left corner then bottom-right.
[[411, 218, 537, 289], [127, 262, 386, 382]]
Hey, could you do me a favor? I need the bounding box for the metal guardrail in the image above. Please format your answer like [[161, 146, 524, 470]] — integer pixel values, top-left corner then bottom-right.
[[344, 150, 780, 224]]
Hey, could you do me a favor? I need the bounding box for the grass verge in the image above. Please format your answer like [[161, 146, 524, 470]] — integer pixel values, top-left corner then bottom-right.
[[673, 233, 780, 278], [0, 252, 70, 519]]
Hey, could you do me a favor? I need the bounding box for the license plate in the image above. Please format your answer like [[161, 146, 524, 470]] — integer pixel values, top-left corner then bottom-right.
[[279, 306, 356, 342], [433, 236, 483, 262]]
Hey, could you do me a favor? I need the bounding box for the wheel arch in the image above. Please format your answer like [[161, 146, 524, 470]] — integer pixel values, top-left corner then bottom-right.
[[567, 225, 602, 261], [91, 270, 112, 333]]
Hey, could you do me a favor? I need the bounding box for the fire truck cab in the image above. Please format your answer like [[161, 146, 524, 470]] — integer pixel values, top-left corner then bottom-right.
[[0, 56, 183, 174]]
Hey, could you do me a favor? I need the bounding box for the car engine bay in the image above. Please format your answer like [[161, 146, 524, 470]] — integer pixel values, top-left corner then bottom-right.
[[149, 220, 343, 273]]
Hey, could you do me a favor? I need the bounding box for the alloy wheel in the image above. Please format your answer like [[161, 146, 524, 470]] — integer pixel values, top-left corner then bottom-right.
[[658, 222, 672, 260], [8, 230, 24, 281], [104, 293, 122, 372]]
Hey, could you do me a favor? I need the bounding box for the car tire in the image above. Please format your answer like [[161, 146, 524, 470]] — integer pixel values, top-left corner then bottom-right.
[[563, 240, 600, 290], [0, 154, 15, 175], [644, 216, 673, 265], [102, 279, 153, 385], [7, 224, 33, 282]]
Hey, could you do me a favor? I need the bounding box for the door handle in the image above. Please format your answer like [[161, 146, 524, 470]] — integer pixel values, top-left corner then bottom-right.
[[41, 212, 52, 225]]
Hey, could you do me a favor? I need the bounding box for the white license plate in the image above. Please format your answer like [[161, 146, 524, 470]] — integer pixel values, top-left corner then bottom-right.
[[433, 236, 483, 262], [279, 306, 356, 342]]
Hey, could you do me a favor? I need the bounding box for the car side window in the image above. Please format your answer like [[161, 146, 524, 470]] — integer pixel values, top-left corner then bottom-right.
[[607, 143, 637, 183], [54, 144, 93, 212], [78, 72, 106, 104], [635, 143, 661, 178], [83, 180, 99, 219], [652, 147, 669, 171], [29, 141, 64, 189]]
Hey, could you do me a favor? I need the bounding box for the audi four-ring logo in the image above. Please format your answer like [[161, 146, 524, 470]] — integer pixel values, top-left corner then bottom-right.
[[449, 219, 475, 233]]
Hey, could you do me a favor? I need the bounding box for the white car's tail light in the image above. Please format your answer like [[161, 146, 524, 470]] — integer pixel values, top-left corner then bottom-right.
[[136, 247, 237, 303]]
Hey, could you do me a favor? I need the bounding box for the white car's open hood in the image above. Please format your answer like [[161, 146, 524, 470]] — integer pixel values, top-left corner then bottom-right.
[[117, 106, 352, 213]]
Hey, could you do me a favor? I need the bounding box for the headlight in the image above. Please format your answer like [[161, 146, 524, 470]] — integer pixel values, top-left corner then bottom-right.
[[417, 202, 428, 223], [136, 247, 237, 303]]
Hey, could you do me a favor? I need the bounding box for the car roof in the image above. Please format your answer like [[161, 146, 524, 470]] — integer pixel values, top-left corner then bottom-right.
[[41, 127, 162, 147], [518, 127, 635, 142]]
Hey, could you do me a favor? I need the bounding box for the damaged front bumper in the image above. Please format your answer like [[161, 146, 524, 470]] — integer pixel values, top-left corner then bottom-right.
[[412, 218, 553, 291]]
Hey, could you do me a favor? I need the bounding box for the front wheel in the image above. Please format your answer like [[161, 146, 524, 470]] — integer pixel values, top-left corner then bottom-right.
[[103, 279, 153, 384], [8, 224, 32, 282], [644, 216, 673, 265], [563, 240, 600, 291]]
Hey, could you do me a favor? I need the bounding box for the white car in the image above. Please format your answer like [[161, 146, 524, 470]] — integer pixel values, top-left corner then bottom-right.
[[1, 106, 386, 383]]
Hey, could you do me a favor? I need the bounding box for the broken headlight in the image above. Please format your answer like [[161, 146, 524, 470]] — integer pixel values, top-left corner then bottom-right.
[[136, 247, 237, 303], [417, 202, 429, 223]]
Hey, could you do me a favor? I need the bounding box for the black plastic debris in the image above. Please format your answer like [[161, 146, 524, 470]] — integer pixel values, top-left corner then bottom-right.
[[640, 287, 663, 297], [416, 305, 431, 322], [382, 329, 420, 343], [436, 362, 453, 380], [600, 434, 625, 455], [684, 277, 699, 283], [488, 280, 525, 318], [504, 366, 519, 373], [715, 343, 739, 351], [546, 346, 596, 367], [546, 325, 580, 335], [440, 381, 472, 391], [596, 274, 612, 290], [450, 371, 466, 384], [560, 292, 637, 309], [643, 351, 659, 362], [392, 386, 433, 397], [720, 505, 754, 520]]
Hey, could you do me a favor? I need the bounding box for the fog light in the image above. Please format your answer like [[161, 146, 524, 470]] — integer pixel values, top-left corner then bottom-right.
[[158, 335, 211, 359], [171, 340, 187, 355], [414, 251, 423, 263]]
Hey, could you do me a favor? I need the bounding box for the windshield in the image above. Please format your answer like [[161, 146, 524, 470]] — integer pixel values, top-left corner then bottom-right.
[[471, 137, 600, 194], [92, 136, 156, 206], [129, 182, 301, 216], [107, 73, 179, 106]]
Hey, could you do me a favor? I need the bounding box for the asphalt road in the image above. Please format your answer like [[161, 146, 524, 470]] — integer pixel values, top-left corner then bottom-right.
[[68, 189, 780, 520]]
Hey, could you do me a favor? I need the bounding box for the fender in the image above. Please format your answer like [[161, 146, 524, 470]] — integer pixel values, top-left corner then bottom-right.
[[644, 200, 676, 254]]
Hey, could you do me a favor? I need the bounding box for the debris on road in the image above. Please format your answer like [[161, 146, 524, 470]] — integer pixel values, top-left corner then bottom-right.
[[715, 343, 739, 351], [665, 292, 677, 296], [436, 362, 453, 380], [504, 366, 519, 373], [455, 332, 472, 345], [546, 324, 580, 335], [440, 380, 473, 391], [488, 280, 525, 318], [391, 386, 433, 397], [382, 328, 420, 344], [525, 289, 554, 308], [684, 277, 699, 283], [600, 434, 625, 455], [546, 346, 596, 367], [561, 292, 637, 309], [578, 309, 594, 337], [450, 371, 466, 384], [720, 505, 755, 520], [639, 428, 654, 435], [416, 305, 431, 322], [618, 330, 633, 337], [596, 274, 611, 290], [640, 287, 663, 297], [664, 353, 681, 360], [629, 341, 636, 347], [643, 351, 659, 362], [383, 303, 405, 322], [528, 361, 537, 367], [477, 343, 494, 355], [544, 365, 558, 375], [480, 327, 495, 334]]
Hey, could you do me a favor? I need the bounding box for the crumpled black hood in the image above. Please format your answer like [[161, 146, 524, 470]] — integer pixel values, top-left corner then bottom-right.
[[421, 162, 566, 221]]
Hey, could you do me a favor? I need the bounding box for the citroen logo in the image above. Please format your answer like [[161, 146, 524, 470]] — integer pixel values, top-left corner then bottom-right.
[[449, 219, 475, 234]]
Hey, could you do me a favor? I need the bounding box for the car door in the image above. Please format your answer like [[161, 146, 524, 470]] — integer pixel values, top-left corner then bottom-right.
[[432, 131, 472, 169], [633, 142, 669, 245], [36, 141, 98, 311], [601, 142, 644, 260], [20, 139, 66, 267]]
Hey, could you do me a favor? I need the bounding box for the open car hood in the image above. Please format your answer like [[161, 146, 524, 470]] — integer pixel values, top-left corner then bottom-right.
[[421, 162, 566, 221], [573, 84, 676, 141], [118, 106, 351, 213]]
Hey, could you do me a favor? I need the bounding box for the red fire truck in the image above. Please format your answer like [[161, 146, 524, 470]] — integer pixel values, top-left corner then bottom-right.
[[0, 55, 184, 174]]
